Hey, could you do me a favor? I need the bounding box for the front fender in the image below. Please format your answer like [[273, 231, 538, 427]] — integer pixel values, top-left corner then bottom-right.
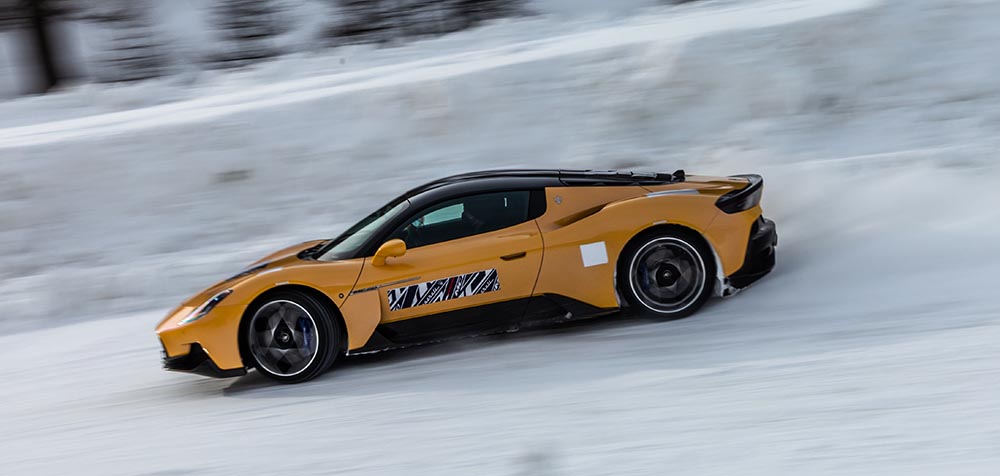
[[157, 258, 366, 372]]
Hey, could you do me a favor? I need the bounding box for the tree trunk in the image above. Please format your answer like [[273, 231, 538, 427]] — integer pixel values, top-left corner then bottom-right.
[[23, 0, 61, 92]]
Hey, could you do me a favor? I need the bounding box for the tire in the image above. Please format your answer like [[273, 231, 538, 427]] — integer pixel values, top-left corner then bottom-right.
[[618, 228, 715, 320], [244, 290, 341, 383]]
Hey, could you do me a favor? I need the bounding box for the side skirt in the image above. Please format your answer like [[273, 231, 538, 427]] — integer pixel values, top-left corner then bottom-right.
[[348, 295, 618, 355]]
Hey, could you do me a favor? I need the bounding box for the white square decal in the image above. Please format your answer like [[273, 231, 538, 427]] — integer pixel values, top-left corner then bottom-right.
[[580, 242, 609, 268]]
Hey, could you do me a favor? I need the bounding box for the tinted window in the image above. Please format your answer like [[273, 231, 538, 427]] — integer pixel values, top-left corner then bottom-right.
[[421, 203, 464, 226], [390, 191, 531, 249]]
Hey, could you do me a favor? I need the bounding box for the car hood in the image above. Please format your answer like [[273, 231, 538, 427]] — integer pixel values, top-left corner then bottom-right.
[[159, 239, 355, 329], [180, 240, 327, 306]]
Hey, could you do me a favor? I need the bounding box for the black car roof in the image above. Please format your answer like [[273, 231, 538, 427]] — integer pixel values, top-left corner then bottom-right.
[[402, 169, 683, 204]]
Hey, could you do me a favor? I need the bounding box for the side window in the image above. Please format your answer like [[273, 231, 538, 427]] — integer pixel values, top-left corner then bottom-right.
[[391, 191, 531, 249], [420, 203, 464, 226]]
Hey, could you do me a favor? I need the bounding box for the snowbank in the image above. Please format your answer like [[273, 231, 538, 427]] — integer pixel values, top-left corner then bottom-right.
[[1, 0, 998, 333]]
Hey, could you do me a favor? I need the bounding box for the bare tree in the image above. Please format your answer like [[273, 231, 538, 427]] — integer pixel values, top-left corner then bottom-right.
[[90, 0, 170, 82], [327, 0, 526, 45], [211, 0, 287, 68], [328, 0, 395, 44], [2, 0, 66, 92], [2, 0, 85, 93], [1, 0, 24, 28]]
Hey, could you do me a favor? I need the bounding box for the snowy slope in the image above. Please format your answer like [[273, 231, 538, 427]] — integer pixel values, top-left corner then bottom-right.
[[1, 164, 998, 476], [0, 0, 884, 328], [2, 0, 1000, 473], [2, 262, 996, 475]]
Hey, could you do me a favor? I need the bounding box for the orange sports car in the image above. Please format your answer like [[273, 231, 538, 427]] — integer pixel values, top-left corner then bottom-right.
[[157, 169, 776, 383]]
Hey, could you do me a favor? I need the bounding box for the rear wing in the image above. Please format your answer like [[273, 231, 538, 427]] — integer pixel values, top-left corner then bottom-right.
[[716, 174, 763, 214]]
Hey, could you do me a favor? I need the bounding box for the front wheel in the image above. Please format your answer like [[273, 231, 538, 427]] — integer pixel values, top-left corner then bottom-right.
[[245, 290, 341, 383], [619, 230, 715, 319]]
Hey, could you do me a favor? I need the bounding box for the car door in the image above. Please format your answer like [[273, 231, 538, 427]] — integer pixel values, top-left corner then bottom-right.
[[352, 190, 544, 343]]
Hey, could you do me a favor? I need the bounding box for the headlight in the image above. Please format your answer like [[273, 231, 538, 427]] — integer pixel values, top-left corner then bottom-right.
[[178, 289, 232, 326]]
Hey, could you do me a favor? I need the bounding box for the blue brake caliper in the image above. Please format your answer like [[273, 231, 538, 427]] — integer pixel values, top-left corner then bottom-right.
[[298, 318, 312, 355]]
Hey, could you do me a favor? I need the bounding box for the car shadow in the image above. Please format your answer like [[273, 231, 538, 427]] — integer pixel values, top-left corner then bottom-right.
[[219, 307, 711, 399]]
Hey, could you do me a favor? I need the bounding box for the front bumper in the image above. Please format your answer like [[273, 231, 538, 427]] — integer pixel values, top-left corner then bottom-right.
[[157, 301, 247, 373], [728, 216, 777, 289], [161, 341, 247, 379]]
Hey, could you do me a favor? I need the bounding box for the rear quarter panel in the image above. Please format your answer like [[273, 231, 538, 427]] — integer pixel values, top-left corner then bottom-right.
[[533, 181, 757, 310]]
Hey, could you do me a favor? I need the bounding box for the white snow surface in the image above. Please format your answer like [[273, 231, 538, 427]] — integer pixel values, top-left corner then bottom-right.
[[2, 0, 1000, 474], [1, 0, 888, 327]]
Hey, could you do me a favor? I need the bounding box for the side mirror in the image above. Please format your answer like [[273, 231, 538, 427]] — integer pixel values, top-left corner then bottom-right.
[[372, 239, 406, 267]]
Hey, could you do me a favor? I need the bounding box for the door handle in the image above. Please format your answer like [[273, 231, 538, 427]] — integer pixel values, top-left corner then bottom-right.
[[500, 251, 527, 261]]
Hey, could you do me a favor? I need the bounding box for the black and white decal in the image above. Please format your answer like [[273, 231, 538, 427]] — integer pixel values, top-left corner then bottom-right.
[[387, 269, 500, 311]]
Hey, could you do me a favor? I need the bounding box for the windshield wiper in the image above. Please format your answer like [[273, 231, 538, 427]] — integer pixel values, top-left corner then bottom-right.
[[298, 240, 330, 260]]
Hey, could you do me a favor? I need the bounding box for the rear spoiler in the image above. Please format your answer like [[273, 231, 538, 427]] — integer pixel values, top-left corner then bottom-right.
[[716, 174, 763, 214]]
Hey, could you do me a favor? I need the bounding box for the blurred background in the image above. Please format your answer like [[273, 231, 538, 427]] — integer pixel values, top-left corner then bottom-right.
[[2, 0, 999, 475]]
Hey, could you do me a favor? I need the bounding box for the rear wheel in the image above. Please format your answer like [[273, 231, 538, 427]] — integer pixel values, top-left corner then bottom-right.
[[619, 229, 714, 319], [245, 290, 341, 383]]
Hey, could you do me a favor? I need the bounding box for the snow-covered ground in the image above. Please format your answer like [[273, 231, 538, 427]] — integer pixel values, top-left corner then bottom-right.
[[1, 0, 892, 329], [2, 0, 1000, 473]]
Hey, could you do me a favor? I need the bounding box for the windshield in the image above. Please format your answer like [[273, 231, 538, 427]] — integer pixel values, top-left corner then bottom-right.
[[317, 199, 410, 261]]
